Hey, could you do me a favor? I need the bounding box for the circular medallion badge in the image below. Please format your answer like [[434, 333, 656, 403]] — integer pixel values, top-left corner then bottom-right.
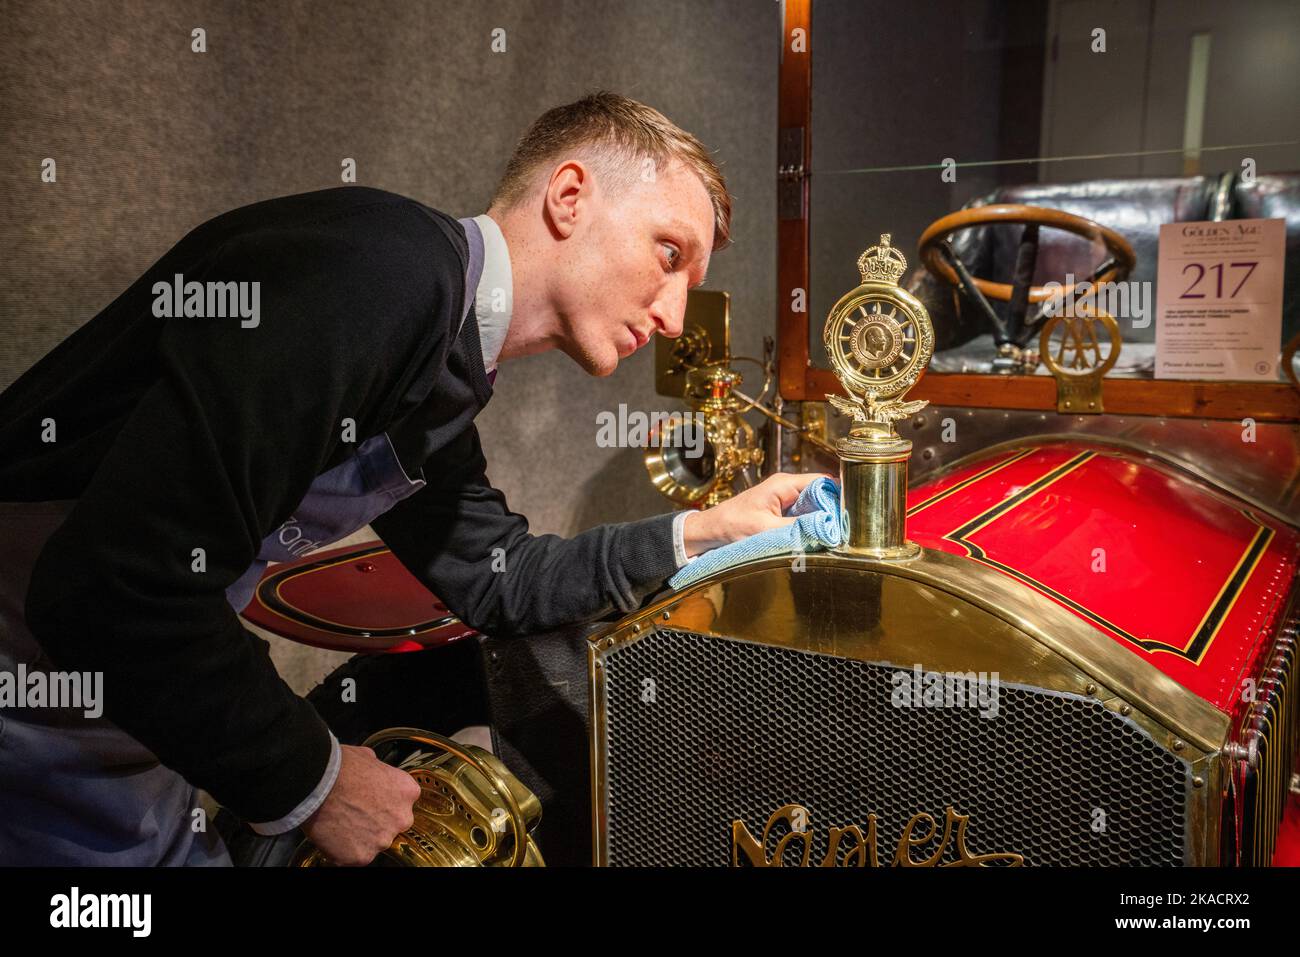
[[851, 315, 905, 370]]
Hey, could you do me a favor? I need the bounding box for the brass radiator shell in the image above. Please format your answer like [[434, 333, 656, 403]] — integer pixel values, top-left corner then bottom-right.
[[589, 552, 1229, 866]]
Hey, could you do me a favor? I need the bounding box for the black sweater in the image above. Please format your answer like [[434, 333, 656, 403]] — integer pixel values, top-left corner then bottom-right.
[[0, 187, 678, 823]]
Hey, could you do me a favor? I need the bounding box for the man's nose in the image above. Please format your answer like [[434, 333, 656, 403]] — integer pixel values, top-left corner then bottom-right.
[[654, 281, 689, 339]]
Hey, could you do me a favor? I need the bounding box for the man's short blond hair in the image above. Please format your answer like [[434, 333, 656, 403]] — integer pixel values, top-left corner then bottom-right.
[[491, 91, 732, 250]]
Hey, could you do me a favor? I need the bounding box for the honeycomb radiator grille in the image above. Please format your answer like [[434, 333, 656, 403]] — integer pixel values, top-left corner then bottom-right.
[[597, 628, 1191, 866]]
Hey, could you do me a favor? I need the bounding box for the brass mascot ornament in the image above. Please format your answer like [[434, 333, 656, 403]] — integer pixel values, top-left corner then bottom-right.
[[823, 234, 934, 559]]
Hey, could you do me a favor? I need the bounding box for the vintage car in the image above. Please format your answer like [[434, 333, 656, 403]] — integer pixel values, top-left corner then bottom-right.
[[217, 222, 1300, 868], [217, 0, 1300, 868]]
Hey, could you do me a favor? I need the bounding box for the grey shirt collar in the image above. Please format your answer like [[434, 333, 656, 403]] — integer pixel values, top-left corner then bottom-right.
[[458, 214, 514, 376]]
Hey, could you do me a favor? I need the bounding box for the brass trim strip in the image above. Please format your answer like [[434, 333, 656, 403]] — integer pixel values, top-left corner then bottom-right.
[[1184, 524, 1275, 664], [589, 641, 609, 867], [946, 450, 1096, 539], [907, 447, 1037, 516]]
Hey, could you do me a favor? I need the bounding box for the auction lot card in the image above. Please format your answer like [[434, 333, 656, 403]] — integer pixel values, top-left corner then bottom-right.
[[1155, 218, 1286, 380]]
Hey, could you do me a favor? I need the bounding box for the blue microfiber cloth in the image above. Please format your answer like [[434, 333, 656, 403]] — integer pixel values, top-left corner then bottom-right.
[[669, 477, 843, 590]]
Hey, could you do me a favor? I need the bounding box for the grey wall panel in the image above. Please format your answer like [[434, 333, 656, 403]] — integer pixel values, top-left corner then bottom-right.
[[1, 0, 778, 690]]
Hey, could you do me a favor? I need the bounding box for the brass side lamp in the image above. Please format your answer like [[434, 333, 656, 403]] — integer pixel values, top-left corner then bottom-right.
[[645, 362, 763, 507], [646, 290, 836, 508], [291, 728, 544, 867], [823, 234, 935, 559]]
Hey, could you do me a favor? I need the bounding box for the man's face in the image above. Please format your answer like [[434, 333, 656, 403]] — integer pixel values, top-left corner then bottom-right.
[[550, 157, 715, 376]]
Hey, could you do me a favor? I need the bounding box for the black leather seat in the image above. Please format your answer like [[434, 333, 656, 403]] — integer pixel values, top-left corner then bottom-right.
[[1234, 174, 1300, 343]]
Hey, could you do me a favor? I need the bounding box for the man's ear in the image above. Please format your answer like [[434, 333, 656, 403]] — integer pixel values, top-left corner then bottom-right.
[[543, 160, 589, 239]]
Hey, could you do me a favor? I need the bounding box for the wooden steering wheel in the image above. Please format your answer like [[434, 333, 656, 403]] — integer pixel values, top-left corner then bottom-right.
[[918, 204, 1136, 305]]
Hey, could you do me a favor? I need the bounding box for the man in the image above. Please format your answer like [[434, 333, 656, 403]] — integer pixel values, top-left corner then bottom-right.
[[0, 92, 817, 866]]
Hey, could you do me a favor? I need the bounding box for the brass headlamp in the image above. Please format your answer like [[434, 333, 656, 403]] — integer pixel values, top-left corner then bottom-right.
[[291, 727, 545, 867], [645, 362, 763, 508], [645, 291, 834, 508]]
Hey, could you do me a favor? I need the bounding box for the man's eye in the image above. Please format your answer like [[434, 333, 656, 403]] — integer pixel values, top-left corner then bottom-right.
[[661, 243, 681, 268]]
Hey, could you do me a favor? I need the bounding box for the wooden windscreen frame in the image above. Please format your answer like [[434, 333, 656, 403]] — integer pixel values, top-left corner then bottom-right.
[[775, 0, 1300, 421]]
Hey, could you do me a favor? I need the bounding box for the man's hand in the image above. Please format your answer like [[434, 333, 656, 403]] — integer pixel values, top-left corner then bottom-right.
[[681, 472, 834, 559], [300, 743, 422, 866]]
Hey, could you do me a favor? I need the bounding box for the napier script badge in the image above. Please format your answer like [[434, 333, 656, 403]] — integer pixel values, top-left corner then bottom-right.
[[823, 234, 935, 435], [732, 804, 1024, 867]]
